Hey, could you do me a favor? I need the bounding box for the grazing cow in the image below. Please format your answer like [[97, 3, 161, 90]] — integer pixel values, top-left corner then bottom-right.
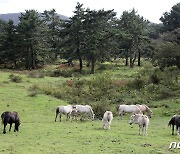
[[129, 114, 149, 135], [1, 111, 20, 134], [102, 111, 113, 130], [136, 104, 153, 118], [117, 104, 142, 119], [168, 115, 180, 135], [55, 105, 77, 122], [72, 105, 95, 121]]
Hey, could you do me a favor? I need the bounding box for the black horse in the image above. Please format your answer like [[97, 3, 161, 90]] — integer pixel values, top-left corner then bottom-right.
[[168, 115, 180, 135], [1, 111, 20, 134]]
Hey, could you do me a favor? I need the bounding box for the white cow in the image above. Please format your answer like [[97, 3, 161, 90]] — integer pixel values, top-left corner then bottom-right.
[[102, 111, 113, 130]]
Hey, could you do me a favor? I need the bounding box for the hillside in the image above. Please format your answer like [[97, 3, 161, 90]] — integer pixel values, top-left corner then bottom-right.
[[0, 62, 179, 153], [0, 13, 69, 25]]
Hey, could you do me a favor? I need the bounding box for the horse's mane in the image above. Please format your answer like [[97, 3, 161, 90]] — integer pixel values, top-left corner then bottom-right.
[[143, 104, 152, 113]]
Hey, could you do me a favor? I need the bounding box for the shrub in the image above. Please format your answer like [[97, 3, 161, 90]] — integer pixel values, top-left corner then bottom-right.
[[93, 102, 111, 119], [88, 73, 113, 100], [149, 73, 160, 84], [9, 74, 22, 83], [50, 69, 73, 78], [28, 72, 45, 78], [128, 77, 146, 89], [28, 85, 41, 97], [98, 64, 110, 70]]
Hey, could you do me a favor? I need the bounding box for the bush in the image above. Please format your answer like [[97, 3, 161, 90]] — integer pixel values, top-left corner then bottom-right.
[[93, 102, 111, 119], [128, 77, 146, 89], [88, 73, 113, 100], [50, 69, 73, 78], [28, 72, 45, 78], [149, 73, 160, 84], [28, 85, 41, 97], [9, 74, 22, 83]]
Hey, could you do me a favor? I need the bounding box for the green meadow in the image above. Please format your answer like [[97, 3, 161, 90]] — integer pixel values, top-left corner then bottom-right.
[[0, 62, 179, 154]]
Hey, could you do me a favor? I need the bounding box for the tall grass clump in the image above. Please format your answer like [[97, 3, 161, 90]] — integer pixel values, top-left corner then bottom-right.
[[28, 71, 45, 78], [50, 69, 73, 78], [28, 85, 41, 97], [9, 74, 22, 83]]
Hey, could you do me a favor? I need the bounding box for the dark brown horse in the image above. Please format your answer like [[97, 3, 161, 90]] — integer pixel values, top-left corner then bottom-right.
[[168, 115, 180, 135], [1, 111, 20, 134]]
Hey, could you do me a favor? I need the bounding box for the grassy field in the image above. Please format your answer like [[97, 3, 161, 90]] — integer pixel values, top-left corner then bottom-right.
[[0, 63, 179, 154]]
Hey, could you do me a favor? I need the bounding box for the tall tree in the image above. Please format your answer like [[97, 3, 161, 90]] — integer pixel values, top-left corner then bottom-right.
[[83, 9, 116, 73], [160, 3, 180, 32], [3, 20, 17, 67], [61, 2, 85, 73], [153, 28, 180, 69], [17, 10, 48, 69], [119, 9, 148, 67], [42, 9, 62, 60], [0, 19, 7, 64]]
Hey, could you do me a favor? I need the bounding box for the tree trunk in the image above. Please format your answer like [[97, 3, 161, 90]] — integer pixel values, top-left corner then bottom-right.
[[125, 51, 129, 66], [130, 50, 133, 68], [91, 56, 96, 74], [138, 50, 141, 66], [31, 44, 35, 69], [79, 57, 83, 74], [25, 46, 30, 69], [14, 60, 17, 69], [130, 51, 137, 68]]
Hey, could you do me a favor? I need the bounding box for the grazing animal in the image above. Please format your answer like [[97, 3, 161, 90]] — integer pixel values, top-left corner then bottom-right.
[[136, 104, 153, 118], [1, 111, 20, 134], [102, 111, 113, 130], [129, 114, 149, 135], [72, 105, 95, 121], [55, 105, 76, 122], [168, 115, 180, 135], [117, 104, 142, 119]]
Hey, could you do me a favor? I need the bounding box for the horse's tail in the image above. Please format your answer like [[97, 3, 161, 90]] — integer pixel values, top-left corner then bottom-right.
[[116, 105, 120, 112], [55, 107, 59, 122], [89, 106, 95, 120], [168, 116, 175, 127], [1, 112, 5, 124], [56, 107, 59, 114]]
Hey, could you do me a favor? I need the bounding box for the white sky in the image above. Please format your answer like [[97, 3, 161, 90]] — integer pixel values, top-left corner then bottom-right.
[[0, 0, 179, 23]]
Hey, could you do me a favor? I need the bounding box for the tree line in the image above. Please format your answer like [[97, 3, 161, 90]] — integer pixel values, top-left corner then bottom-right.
[[0, 2, 179, 73]]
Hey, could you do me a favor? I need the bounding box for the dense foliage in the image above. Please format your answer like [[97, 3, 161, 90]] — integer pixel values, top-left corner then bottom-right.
[[0, 2, 179, 72]]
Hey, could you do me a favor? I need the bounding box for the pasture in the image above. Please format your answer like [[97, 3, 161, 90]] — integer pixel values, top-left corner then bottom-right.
[[0, 62, 179, 154]]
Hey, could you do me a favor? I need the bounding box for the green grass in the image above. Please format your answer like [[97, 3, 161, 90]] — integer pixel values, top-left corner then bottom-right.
[[0, 64, 180, 154]]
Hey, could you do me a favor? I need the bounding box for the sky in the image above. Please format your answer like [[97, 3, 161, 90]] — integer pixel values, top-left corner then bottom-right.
[[0, 0, 179, 23]]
